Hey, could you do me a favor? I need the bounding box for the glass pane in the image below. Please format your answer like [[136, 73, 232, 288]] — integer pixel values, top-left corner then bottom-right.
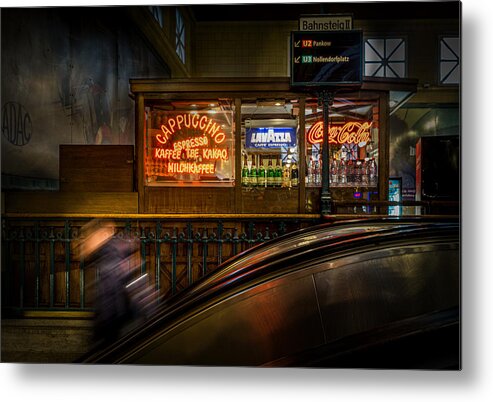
[[365, 63, 382, 77], [367, 39, 384, 59], [385, 39, 403, 59], [304, 98, 379, 189], [441, 61, 458, 83], [447, 64, 460, 84], [365, 42, 383, 62], [175, 9, 186, 63], [443, 37, 460, 58], [149, 6, 163, 28], [241, 99, 299, 190], [145, 100, 235, 187], [385, 66, 396, 78], [388, 62, 405, 78], [441, 41, 456, 60], [373, 65, 385, 77], [387, 39, 405, 61], [440, 37, 460, 84], [176, 9, 183, 31], [177, 44, 185, 64], [442, 63, 460, 84]]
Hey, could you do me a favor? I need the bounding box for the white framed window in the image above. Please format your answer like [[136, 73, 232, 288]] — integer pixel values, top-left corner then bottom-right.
[[440, 37, 460, 85], [148, 6, 164, 28], [365, 38, 406, 78], [175, 8, 186, 64]]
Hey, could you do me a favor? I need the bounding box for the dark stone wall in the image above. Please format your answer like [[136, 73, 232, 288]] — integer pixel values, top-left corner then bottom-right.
[[1, 7, 170, 188]]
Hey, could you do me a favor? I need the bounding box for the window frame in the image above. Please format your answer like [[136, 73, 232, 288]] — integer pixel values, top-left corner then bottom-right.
[[439, 36, 460, 86], [364, 37, 407, 79], [175, 8, 186, 64], [144, 100, 236, 188], [148, 6, 164, 29]]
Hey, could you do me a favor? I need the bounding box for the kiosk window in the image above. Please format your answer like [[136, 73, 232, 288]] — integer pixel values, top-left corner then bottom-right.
[[175, 9, 186, 64], [240, 99, 300, 189], [440, 37, 460, 85], [305, 98, 379, 189], [144, 100, 235, 187], [365, 38, 406, 78]]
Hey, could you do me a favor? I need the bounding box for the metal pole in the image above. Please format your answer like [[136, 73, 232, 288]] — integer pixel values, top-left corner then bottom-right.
[[319, 90, 335, 216]]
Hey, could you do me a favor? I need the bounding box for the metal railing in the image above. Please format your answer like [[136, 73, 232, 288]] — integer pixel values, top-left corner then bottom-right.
[[1, 215, 320, 312], [1, 200, 459, 313], [331, 199, 460, 215]]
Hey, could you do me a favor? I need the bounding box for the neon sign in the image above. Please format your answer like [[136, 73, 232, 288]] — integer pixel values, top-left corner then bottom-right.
[[147, 111, 232, 183], [154, 146, 228, 161], [157, 113, 226, 145], [307, 121, 372, 145], [167, 162, 215, 174]]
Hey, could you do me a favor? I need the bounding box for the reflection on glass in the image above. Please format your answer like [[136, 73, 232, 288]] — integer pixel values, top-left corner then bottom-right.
[[144, 100, 235, 187], [241, 99, 300, 189], [304, 98, 379, 190]]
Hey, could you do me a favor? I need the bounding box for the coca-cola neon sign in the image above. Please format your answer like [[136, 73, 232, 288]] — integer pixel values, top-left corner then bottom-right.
[[307, 121, 372, 145]]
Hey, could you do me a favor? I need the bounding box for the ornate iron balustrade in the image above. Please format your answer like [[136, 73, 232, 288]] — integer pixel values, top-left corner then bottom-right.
[[1, 215, 320, 312]]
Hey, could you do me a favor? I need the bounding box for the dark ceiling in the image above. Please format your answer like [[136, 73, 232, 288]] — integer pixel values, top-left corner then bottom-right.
[[190, 1, 460, 22]]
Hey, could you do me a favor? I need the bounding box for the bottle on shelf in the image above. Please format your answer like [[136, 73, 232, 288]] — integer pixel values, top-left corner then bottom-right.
[[282, 162, 291, 188], [242, 155, 249, 186], [339, 158, 347, 186], [249, 157, 258, 186], [274, 159, 283, 187], [362, 158, 369, 185], [258, 157, 267, 187], [369, 158, 378, 187], [330, 157, 339, 187], [347, 159, 355, 186], [267, 158, 275, 187], [314, 157, 321, 186], [307, 158, 314, 186], [291, 162, 299, 187], [355, 159, 363, 185]]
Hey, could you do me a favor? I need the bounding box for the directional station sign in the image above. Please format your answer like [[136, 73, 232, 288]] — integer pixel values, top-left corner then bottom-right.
[[290, 30, 363, 88]]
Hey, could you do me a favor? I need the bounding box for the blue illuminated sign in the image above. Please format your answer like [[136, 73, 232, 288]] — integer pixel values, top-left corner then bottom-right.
[[246, 127, 297, 149], [388, 177, 402, 216]]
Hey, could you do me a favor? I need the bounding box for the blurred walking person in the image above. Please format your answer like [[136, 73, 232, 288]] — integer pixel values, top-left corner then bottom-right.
[[78, 220, 139, 345]]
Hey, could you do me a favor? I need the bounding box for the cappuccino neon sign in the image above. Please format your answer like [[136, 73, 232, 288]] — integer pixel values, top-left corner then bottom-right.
[[157, 113, 226, 145], [149, 111, 232, 182], [307, 121, 372, 145]]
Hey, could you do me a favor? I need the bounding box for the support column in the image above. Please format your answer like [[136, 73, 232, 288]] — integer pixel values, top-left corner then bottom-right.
[[318, 90, 335, 216], [136, 93, 145, 213]]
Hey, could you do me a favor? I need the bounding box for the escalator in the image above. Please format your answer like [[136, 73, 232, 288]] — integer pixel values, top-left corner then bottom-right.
[[80, 217, 460, 368]]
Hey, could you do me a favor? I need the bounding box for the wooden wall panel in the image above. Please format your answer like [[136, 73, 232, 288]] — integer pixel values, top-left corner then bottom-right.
[[240, 188, 299, 213], [305, 188, 321, 214], [144, 187, 236, 214], [4, 192, 138, 214], [60, 145, 134, 192]]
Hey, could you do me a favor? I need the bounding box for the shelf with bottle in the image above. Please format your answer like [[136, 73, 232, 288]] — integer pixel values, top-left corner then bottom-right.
[[242, 154, 299, 189], [306, 154, 378, 188]]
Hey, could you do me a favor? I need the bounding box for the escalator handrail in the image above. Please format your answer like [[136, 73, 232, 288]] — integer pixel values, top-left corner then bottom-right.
[[80, 219, 459, 363]]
